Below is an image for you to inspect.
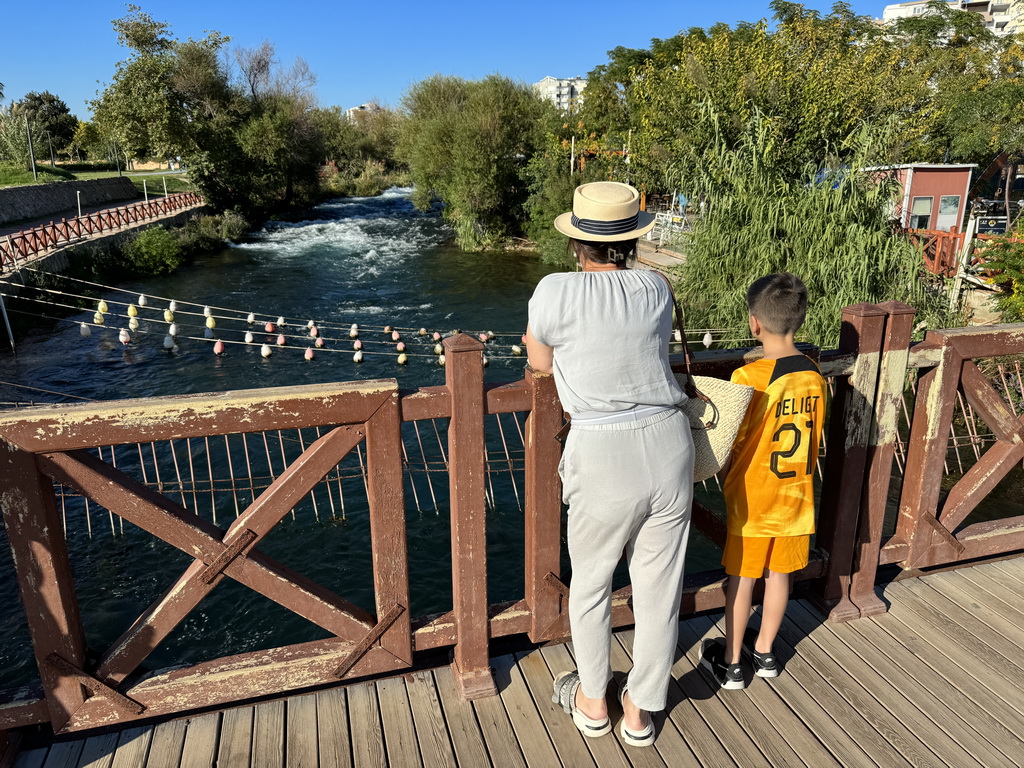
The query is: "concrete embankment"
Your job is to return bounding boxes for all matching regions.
[0,177,140,226]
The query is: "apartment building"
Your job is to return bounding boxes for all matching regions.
[532,76,586,112]
[881,0,1022,34]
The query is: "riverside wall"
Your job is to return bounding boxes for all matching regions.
[0,177,139,226]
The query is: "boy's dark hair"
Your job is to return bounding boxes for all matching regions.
[746,273,808,335]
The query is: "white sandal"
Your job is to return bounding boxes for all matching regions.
[618,679,655,747]
[551,671,612,738]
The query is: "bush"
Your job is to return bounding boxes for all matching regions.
[60,162,118,173]
[980,235,1024,320]
[123,227,184,274]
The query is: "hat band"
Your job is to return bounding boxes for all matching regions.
[571,212,640,236]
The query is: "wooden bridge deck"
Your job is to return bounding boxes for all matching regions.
[11,556,1024,768]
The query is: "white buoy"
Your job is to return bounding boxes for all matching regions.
[169,300,178,312]
[277,316,286,326]
[674,329,682,342]
[438,354,446,367]
[349,323,359,338]
[396,342,406,352]
[93,312,105,325]
[128,317,139,331]
[384,325,392,334]
[703,331,713,349]
[204,328,214,339]
[118,329,130,345]
[276,334,286,346]
[418,328,427,336]
[206,316,216,329]
[245,330,254,343]
[247,312,256,324]
[353,350,364,363]
[434,344,443,355]
[398,353,408,365]
[511,344,522,356]
[168,323,179,337]
[127,304,138,317]
[214,340,225,355]
[307,319,315,328]
[79,322,91,338]
[163,335,175,349]
[138,295,148,307]
[487,331,495,340]
[203,305,212,317]
[164,309,174,323]
[261,344,273,358]
[304,347,315,361]
[353,340,363,350]
[482,355,490,367]
[97,300,108,314]
[315,337,325,348]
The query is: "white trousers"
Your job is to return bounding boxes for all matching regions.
[560,408,694,711]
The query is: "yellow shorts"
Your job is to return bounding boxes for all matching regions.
[723,534,810,578]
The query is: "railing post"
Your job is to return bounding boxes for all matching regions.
[0,442,86,731]
[364,389,413,666]
[524,367,564,642]
[810,303,887,621]
[444,333,497,699]
[848,302,915,617]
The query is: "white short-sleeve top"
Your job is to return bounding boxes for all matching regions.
[528,270,686,416]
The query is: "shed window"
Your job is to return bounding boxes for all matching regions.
[909,197,933,229]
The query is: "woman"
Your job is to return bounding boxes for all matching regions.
[526,181,694,747]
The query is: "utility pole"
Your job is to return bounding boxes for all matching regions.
[25,116,37,181]
[570,136,575,176]
[46,130,55,166]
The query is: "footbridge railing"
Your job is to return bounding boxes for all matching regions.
[1,309,1024,738]
[0,192,205,270]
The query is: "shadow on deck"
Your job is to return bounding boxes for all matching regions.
[11,556,1024,768]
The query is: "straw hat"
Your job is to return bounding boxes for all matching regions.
[554,181,656,242]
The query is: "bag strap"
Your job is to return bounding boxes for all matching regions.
[653,271,695,376]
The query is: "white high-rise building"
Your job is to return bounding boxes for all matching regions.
[881,0,1021,35]
[533,76,586,112]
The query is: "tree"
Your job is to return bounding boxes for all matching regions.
[21,91,78,158]
[399,75,553,250]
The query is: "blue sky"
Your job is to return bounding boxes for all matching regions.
[2,1,882,119]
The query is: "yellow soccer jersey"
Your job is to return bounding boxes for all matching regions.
[722,355,827,537]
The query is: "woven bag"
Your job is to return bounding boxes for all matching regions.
[655,273,754,483]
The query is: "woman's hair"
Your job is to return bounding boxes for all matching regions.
[569,237,638,267]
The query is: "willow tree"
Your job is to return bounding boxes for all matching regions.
[398,75,553,251]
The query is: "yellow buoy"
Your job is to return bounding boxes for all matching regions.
[93,312,105,325]
[127,304,138,317]
[164,310,174,323]
[398,353,408,365]
[206,316,216,329]
[97,300,108,314]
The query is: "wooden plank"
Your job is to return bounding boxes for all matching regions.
[490,653,559,768]
[433,666,496,768]
[771,606,935,766]
[0,379,395,451]
[315,688,352,768]
[12,748,47,768]
[537,643,631,768]
[985,557,1024,589]
[674,621,805,768]
[346,682,385,768]
[75,732,119,768]
[404,671,457,768]
[109,726,153,768]
[251,700,284,768]
[375,677,421,767]
[677,620,837,768]
[874,598,1024,729]
[217,706,255,768]
[39,741,83,768]
[285,694,318,768]
[178,713,220,768]
[931,568,1024,631]
[143,719,188,768]
[785,601,982,768]
[511,649,597,768]
[694,613,876,767]
[886,579,1024,686]
[841,601,1024,766]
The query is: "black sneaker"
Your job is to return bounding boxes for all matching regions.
[699,638,746,690]
[743,627,779,678]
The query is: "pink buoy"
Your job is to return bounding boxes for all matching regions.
[310,326,319,338]
[521,334,527,344]
[384,325,392,334]
[432,331,441,341]
[265,322,276,333]
[213,340,225,355]
[276,334,286,346]
[478,333,488,343]
[391,330,401,341]
[396,341,406,352]
[304,348,315,361]
[353,339,363,350]
[315,337,325,348]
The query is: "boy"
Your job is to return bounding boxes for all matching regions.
[699,273,827,689]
